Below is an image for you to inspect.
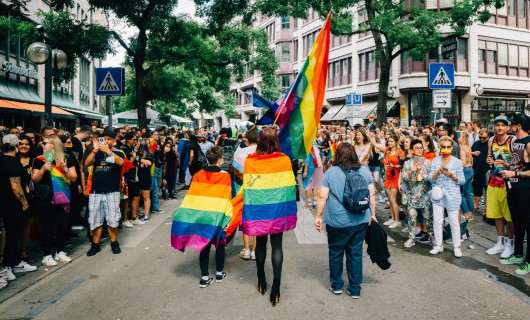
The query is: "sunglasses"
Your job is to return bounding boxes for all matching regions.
[479,136,488,140]
[42,141,50,146]
[440,145,452,149]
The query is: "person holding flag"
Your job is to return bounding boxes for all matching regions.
[302,140,324,208]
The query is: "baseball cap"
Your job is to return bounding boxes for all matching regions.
[124,132,136,141]
[494,115,510,125]
[508,113,528,126]
[2,134,21,147]
[102,128,115,138]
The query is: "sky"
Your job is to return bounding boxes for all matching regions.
[102,0,197,67]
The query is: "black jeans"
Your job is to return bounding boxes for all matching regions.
[0,205,24,267]
[255,233,283,281]
[37,200,68,256]
[507,188,530,262]
[199,243,225,277]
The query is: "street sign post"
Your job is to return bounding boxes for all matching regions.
[429,63,454,90]
[432,90,452,109]
[345,93,363,125]
[96,67,125,129]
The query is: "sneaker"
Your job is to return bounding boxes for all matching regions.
[378,194,385,203]
[515,261,530,275]
[87,243,101,256]
[42,254,58,266]
[199,277,213,288]
[383,219,393,226]
[55,251,72,263]
[132,218,145,225]
[500,255,525,265]
[111,241,121,254]
[123,220,134,228]
[152,209,165,213]
[401,226,409,233]
[429,245,444,255]
[404,239,415,248]
[454,247,462,258]
[486,241,505,255]
[250,250,256,260]
[239,249,250,260]
[329,286,343,295]
[71,225,84,231]
[417,234,431,244]
[215,271,227,283]
[144,216,150,222]
[13,260,38,273]
[5,268,16,281]
[346,290,360,299]
[388,221,401,229]
[500,240,514,259]
[479,199,485,206]
[415,231,426,239]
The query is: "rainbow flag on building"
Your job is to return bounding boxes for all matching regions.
[171,170,233,252]
[240,152,297,236]
[36,155,71,213]
[275,13,331,159]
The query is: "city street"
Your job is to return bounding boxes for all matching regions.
[1,193,529,320]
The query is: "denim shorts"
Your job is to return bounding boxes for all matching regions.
[368,166,380,172]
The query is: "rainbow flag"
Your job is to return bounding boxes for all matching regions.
[36,155,71,213]
[241,152,297,236]
[330,141,337,161]
[275,13,331,159]
[171,169,233,252]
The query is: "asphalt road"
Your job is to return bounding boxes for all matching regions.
[1,193,529,320]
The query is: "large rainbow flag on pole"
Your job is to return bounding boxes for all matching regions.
[171,169,233,252]
[275,13,331,159]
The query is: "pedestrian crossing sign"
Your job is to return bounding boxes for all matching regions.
[429,63,454,89]
[96,67,125,96]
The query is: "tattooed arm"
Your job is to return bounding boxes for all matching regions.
[10,176,29,212]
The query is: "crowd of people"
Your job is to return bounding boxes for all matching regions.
[1,114,529,303]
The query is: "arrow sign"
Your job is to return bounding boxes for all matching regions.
[432,90,451,109]
[436,100,447,106]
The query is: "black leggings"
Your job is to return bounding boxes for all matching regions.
[37,200,68,256]
[199,243,225,277]
[255,233,283,281]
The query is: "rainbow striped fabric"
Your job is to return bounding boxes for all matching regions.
[171,169,233,252]
[276,14,331,159]
[36,155,71,213]
[241,152,297,236]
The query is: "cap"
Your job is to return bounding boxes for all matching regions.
[2,134,21,147]
[494,115,510,125]
[508,113,528,126]
[102,128,115,138]
[124,132,136,141]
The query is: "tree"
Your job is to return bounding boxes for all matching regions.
[89,0,279,129]
[253,0,504,127]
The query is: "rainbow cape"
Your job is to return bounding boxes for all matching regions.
[171,169,233,252]
[36,155,71,213]
[241,152,297,236]
[274,14,331,159]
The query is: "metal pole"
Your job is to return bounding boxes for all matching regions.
[107,95,113,129]
[438,43,443,120]
[44,44,52,127]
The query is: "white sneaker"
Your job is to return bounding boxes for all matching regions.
[388,221,401,229]
[13,260,38,273]
[123,220,134,228]
[500,240,514,259]
[5,267,16,281]
[239,249,250,260]
[250,250,256,260]
[430,245,444,255]
[383,219,393,226]
[132,218,145,225]
[404,239,415,248]
[486,241,505,255]
[42,255,58,267]
[454,247,462,258]
[55,251,72,263]
[401,226,409,233]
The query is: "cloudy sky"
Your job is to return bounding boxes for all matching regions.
[103,0,197,67]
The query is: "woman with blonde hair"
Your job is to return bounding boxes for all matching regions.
[459,131,474,220]
[32,135,77,266]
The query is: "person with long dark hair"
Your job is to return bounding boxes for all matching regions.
[240,127,297,307]
[17,135,36,262]
[314,143,376,298]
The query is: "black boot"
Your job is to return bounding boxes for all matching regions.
[111,241,121,254]
[270,278,281,307]
[87,243,101,256]
[257,272,267,295]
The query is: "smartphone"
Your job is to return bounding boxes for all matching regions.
[98,137,105,144]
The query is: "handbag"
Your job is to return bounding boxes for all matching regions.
[34,183,52,201]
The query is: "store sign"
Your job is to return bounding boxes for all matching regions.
[2,61,38,79]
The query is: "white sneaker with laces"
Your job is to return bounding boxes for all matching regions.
[5,267,16,281]
[132,218,145,225]
[13,261,38,273]
[388,221,401,229]
[486,240,505,255]
[404,239,415,248]
[454,247,462,258]
[429,245,444,255]
[500,240,514,259]
[383,219,393,226]
[250,250,256,260]
[123,220,134,228]
[42,255,58,267]
[55,251,72,263]
[239,249,250,260]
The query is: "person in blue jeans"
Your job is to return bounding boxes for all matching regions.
[459,132,474,220]
[314,143,376,299]
[150,141,165,213]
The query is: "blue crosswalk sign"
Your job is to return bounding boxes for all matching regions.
[429,63,454,89]
[96,68,125,96]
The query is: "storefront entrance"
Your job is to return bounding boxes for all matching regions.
[471,97,527,131]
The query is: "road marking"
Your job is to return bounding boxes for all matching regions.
[24,278,85,318]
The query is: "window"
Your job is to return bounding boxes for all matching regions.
[509,44,518,66]
[498,43,508,66]
[457,38,467,59]
[281,74,290,88]
[367,51,375,70]
[293,40,298,62]
[508,0,516,15]
[520,46,529,67]
[518,0,527,17]
[265,23,275,43]
[281,42,290,62]
[281,16,290,29]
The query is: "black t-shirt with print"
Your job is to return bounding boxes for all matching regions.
[0,155,24,208]
[91,149,124,193]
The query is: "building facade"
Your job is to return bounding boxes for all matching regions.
[0,0,107,131]
[230,3,530,129]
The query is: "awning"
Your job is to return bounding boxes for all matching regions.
[59,107,104,120]
[332,105,349,121]
[320,105,342,121]
[363,99,397,119]
[0,99,76,119]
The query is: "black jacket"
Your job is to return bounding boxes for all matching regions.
[365,222,391,270]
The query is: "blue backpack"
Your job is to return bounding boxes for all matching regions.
[339,166,370,214]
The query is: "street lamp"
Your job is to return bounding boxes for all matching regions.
[27,28,67,127]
